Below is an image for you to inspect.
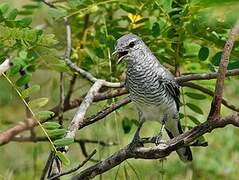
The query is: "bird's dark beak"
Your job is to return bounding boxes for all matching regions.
[112,50,128,64]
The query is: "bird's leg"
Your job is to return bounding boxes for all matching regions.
[152,115,167,146]
[155,123,165,145]
[130,111,145,146]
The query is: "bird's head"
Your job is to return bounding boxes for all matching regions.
[113,34,147,64]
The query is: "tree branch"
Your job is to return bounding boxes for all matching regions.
[181,82,239,112]
[73,114,239,179]
[12,136,116,146]
[0,88,127,145]
[49,150,96,180]
[208,20,239,119]
[79,97,131,129]
[176,69,239,83]
[65,80,105,139]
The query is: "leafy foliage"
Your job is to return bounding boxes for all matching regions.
[1,0,239,179]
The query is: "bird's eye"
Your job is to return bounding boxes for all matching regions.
[129,41,135,48]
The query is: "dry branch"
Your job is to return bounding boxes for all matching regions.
[208,20,239,119]
[73,115,239,179]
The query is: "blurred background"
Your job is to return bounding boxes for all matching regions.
[0,0,239,179]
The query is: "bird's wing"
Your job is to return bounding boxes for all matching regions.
[161,79,180,111]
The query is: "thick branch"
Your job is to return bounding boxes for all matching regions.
[65,80,105,139]
[73,114,239,179]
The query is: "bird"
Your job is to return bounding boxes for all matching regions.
[113,33,192,162]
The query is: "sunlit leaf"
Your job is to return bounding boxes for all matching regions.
[56,151,70,166]
[42,122,61,130]
[46,129,65,138]
[22,84,40,98]
[6,8,18,20]
[16,74,31,87]
[28,97,48,108]
[54,138,74,147]
[36,111,55,120]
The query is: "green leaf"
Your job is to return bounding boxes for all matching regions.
[188,115,201,125]
[198,46,209,61]
[54,138,74,147]
[186,103,203,114]
[46,129,66,138]
[211,51,222,66]
[9,63,21,76]
[19,17,32,27]
[185,92,207,100]
[6,8,18,20]
[179,113,184,119]
[28,97,49,108]
[16,74,31,87]
[56,151,70,166]
[21,85,40,98]
[122,117,132,134]
[36,111,55,120]
[152,22,160,37]
[0,3,10,14]
[42,122,61,130]
[19,50,28,59]
[120,4,136,14]
[227,61,239,70]
[48,8,67,20]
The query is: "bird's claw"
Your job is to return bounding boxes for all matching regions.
[150,134,166,146]
[129,135,144,148]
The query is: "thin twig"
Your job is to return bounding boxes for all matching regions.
[42,0,56,8]
[49,150,97,180]
[181,82,239,112]
[12,136,117,146]
[65,73,77,103]
[40,151,55,180]
[79,97,131,129]
[58,72,64,125]
[176,69,239,83]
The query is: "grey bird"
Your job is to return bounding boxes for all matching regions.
[114,34,192,162]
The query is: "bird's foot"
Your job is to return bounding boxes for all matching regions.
[150,135,166,146]
[129,134,144,148]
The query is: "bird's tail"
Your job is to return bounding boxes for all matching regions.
[165,122,192,162]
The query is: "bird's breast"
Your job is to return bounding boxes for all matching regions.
[126,62,176,116]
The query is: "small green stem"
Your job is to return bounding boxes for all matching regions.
[3,73,57,152]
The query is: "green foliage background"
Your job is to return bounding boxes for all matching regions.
[0,0,239,179]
